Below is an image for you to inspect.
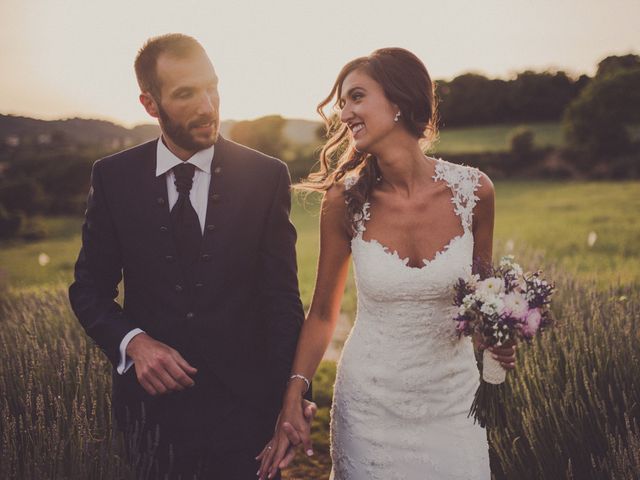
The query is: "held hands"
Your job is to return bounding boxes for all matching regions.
[126,333,198,395]
[256,399,318,480]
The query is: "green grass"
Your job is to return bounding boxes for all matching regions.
[494,181,640,286]
[1,180,637,295]
[0,217,81,289]
[291,193,358,316]
[290,181,640,313]
[433,122,563,154]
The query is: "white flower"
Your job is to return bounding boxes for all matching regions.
[469,274,481,288]
[499,255,515,266]
[510,263,523,277]
[38,253,50,266]
[476,277,504,300]
[480,296,504,316]
[458,304,468,316]
[502,292,529,319]
[462,294,476,308]
[587,231,597,247]
[480,302,495,316]
[500,255,523,276]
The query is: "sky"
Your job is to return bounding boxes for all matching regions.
[1,0,638,127]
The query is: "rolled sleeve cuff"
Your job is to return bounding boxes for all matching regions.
[117,328,145,374]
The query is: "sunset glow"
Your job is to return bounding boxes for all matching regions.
[1,0,638,126]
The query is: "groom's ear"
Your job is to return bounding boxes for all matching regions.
[140,92,159,119]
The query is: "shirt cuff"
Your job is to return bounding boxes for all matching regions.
[117,328,145,375]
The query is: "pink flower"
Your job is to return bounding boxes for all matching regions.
[522,308,542,337]
[456,320,469,332]
[502,292,529,319]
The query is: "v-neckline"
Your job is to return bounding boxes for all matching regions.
[354,230,469,271]
[354,159,468,270]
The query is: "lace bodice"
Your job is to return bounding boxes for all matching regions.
[330,159,490,480]
[347,158,481,235]
[345,159,481,341]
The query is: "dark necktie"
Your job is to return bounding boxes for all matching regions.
[170,163,202,267]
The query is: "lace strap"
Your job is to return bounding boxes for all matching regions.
[432,160,481,231]
[343,175,370,236]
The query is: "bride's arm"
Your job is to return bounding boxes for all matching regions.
[472,171,495,278]
[257,185,352,479]
[285,185,352,394]
[472,172,516,370]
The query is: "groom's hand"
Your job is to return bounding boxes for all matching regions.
[126,333,198,395]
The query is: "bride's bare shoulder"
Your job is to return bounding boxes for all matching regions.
[321,180,353,238]
[475,170,495,203]
[472,170,495,231]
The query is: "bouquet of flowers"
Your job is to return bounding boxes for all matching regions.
[453,255,554,428]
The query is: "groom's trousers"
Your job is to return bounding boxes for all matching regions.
[113,362,278,480]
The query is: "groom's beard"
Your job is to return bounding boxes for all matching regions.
[157,104,218,152]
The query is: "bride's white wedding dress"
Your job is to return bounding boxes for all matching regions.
[330,159,490,479]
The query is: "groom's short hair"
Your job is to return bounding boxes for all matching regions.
[135,33,206,101]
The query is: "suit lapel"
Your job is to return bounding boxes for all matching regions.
[198,136,239,290]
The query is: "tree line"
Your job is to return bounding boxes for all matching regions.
[232,54,640,182]
[1,54,639,239]
[437,70,588,127]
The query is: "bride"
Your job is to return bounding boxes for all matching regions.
[257,48,516,480]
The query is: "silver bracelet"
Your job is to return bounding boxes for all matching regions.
[289,374,310,394]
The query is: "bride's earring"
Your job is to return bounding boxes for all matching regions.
[394,111,401,122]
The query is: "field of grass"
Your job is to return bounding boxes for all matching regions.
[1,180,637,293]
[433,121,563,154]
[1,180,639,479]
[0,217,80,289]
[493,181,640,286]
[1,254,638,479]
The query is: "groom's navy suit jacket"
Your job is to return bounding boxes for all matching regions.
[69,136,304,430]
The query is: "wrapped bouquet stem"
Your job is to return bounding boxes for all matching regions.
[453,255,555,429]
[482,348,507,385]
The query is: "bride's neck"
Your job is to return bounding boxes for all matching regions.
[375,142,434,197]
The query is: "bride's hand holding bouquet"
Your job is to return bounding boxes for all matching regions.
[453,255,555,427]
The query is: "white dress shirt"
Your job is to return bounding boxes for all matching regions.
[117,138,215,374]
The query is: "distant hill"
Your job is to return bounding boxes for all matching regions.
[221,117,322,144]
[0,114,160,149]
[0,114,322,149]
[218,118,322,145]
[284,118,322,144]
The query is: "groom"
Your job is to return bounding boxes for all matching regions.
[69,34,312,479]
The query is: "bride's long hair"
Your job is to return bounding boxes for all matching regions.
[297,48,439,233]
